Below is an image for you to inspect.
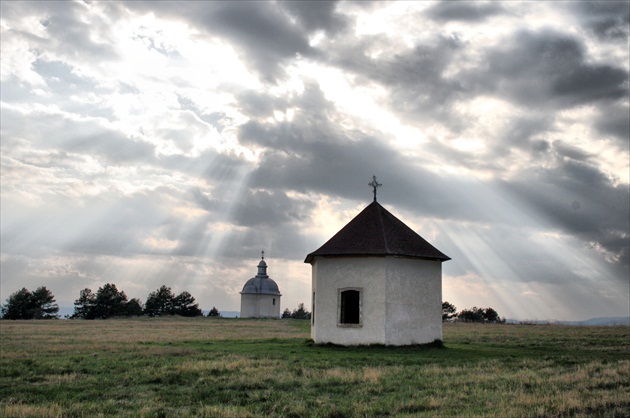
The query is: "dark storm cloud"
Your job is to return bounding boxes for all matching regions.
[228,87,630,287]
[475,29,627,107]
[246,136,400,200]
[552,140,595,163]
[278,0,347,34]
[329,24,626,137]
[219,220,311,261]
[234,90,289,119]
[594,103,630,145]
[2,1,119,63]
[237,87,512,226]
[121,1,318,82]
[424,1,506,22]
[189,186,314,261]
[570,1,630,41]
[503,154,630,270]
[234,73,629,278]
[500,113,554,152]
[329,34,467,128]
[236,82,346,152]
[235,84,392,198]
[228,190,313,227]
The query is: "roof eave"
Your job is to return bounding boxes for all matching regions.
[304,253,450,264]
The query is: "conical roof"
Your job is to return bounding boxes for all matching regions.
[304,201,450,264]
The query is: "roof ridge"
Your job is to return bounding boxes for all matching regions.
[376,202,391,253]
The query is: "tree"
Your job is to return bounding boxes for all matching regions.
[458,307,485,322]
[1,287,59,320]
[207,307,221,317]
[71,284,130,319]
[30,286,59,319]
[173,291,202,317]
[72,288,97,319]
[483,307,500,323]
[442,301,457,321]
[145,286,203,317]
[2,288,33,319]
[281,308,292,319]
[124,298,144,317]
[291,303,310,319]
[458,306,502,323]
[92,283,128,319]
[144,285,176,317]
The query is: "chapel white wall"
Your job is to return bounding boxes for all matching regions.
[384,257,442,345]
[311,256,442,345]
[240,294,281,318]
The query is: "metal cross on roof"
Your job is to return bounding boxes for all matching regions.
[261,249,265,260]
[369,175,382,202]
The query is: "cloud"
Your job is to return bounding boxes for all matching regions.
[502,159,630,270]
[121,1,319,82]
[424,1,506,22]
[279,1,348,34]
[471,29,628,107]
[594,102,630,145]
[570,1,630,41]
[328,33,467,128]
[228,189,313,228]
[1,1,120,70]
[1,1,627,320]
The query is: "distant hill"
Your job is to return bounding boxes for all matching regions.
[507,316,630,326]
[561,316,630,326]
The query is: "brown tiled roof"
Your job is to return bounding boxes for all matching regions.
[304,201,450,264]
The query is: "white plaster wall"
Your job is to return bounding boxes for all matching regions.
[311,256,442,345]
[240,294,281,318]
[311,257,387,345]
[384,257,442,345]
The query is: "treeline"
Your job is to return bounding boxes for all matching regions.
[72,284,205,319]
[1,287,59,320]
[281,302,310,319]
[442,301,505,323]
[1,285,221,320]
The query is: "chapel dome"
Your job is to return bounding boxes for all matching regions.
[240,256,281,296]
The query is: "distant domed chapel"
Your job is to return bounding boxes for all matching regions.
[240,252,282,318]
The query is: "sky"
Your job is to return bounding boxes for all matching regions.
[1,1,628,321]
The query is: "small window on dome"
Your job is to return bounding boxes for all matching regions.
[338,288,362,327]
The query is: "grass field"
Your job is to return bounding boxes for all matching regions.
[0,318,628,417]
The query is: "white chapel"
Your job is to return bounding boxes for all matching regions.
[304,176,450,346]
[240,252,282,318]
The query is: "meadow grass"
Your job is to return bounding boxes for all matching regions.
[0,318,628,417]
